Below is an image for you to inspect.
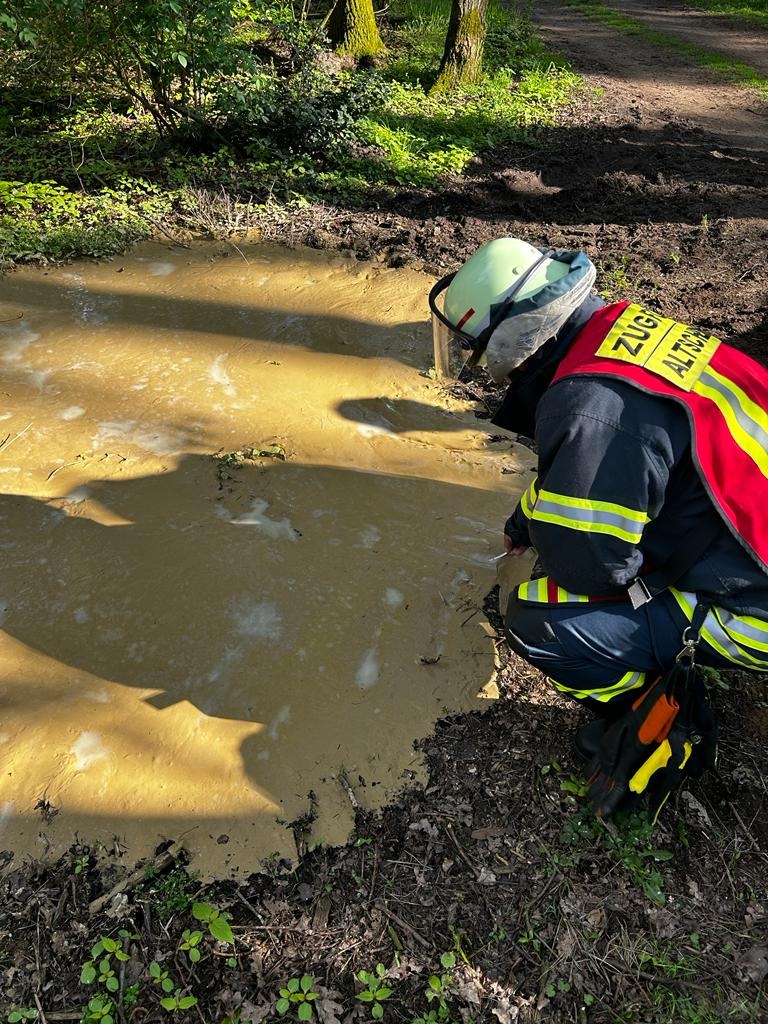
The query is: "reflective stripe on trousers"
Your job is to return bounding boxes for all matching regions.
[506,585,768,707]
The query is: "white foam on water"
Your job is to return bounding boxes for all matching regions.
[268,704,291,740]
[0,322,51,389]
[358,525,381,549]
[93,420,188,456]
[83,689,111,704]
[356,648,380,690]
[228,499,297,541]
[60,406,85,421]
[64,486,90,504]
[0,322,39,362]
[356,423,394,439]
[232,598,283,641]
[209,354,236,397]
[383,587,404,608]
[0,413,12,422]
[71,731,109,770]
[147,261,176,276]
[0,801,13,835]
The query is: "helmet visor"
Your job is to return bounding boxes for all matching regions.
[428,249,555,379]
[430,274,475,378]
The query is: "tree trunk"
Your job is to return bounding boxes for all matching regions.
[326,0,385,57]
[432,0,488,93]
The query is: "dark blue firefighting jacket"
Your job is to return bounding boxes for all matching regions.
[492,296,768,618]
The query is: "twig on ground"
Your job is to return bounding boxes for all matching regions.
[0,422,33,454]
[374,902,432,949]
[33,993,48,1024]
[730,804,767,858]
[88,841,185,915]
[338,771,359,809]
[445,824,482,881]
[143,213,191,248]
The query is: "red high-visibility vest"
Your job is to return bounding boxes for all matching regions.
[552,301,768,572]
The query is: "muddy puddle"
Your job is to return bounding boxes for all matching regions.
[0,240,535,878]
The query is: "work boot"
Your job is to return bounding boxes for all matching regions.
[572,717,608,764]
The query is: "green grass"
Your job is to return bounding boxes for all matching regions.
[0,0,580,265]
[682,0,768,27]
[565,0,768,98]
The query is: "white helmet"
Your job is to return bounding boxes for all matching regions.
[429,238,596,381]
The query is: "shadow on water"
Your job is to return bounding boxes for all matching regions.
[0,265,430,369]
[0,452,520,818]
[335,397,478,434]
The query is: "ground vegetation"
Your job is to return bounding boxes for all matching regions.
[0,0,576,267]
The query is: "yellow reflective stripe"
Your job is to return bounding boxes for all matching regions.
[532,488,650,545]
[671,590,767,668]
[517,577,590,604]
[550,669,646,703]
[692,366,768,478]
[518,577,547,602]
[520,478,539,520]
[531,509,644,545]
[536,489,649,523]
[716,609,768,653]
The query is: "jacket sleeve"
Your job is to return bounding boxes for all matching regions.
[528,402,671,596]
[504,478,538,547]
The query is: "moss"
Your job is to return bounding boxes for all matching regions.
[432,0,488,93]
[327,0,386,58]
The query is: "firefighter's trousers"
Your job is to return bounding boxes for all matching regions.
[504,588,768,716]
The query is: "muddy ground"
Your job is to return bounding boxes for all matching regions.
[2,2,768,1022]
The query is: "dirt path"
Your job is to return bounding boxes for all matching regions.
[533,0,768,152]
[609,0,768,76]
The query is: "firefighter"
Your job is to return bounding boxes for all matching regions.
[429,237,768,816]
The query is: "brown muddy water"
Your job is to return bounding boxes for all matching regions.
[0,241,535,878]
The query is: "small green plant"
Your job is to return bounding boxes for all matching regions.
[140,864,199,916]
[517,925,542,953]
[7,1010,38,1023]
[544,978,571,998]
[179,929,204,963]
[560,773,589,797]
[421,952,456,1019]
[160,992,199,1013]
[73,853,90,875]
[640,942,695,979]
[356,963,394,1019]
[123,985,140,1012]
[81,996,114,1024]
[80,938,131,992]
[149,961,176,993]
[192,901,235,943]
[599,255,632,299]
[561,809,673,904]
[276,976,319,1020]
